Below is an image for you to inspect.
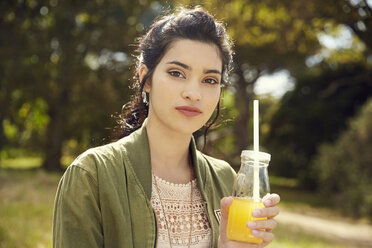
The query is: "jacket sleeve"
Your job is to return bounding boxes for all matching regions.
[53,165,103,248]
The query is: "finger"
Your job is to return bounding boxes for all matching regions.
[252,206,280,218]
[251,230,274,244]
[247,219,277,230]
[219,197,233,242]
[220,196,233,219]
[263,193,280,207]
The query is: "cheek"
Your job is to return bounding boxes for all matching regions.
[157,71,180,89]
[150,74,173,97]
[205,87,221,109]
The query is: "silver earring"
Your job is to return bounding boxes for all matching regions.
[142,91,148,104]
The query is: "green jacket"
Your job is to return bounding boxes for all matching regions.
[53,121,236,248]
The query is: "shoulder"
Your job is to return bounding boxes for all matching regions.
[67,140,125,181]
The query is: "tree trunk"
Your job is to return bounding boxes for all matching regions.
[234,96,252,153]
[0,84,11,156]
[0,114,6,154]
[233,59,259,155]
[42,111,65,171]
[42,56,72,171]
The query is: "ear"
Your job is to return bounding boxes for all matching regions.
[138,65,151,93]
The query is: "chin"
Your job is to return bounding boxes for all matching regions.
[173,119,205,135]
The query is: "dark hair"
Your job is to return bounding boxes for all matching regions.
[113,6,233,145]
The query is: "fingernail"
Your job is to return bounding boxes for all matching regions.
[252,209,261,217]
[247,221,256,228]
[252,230,260,237]
[264,199,272,205]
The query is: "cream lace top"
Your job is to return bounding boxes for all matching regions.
[151,174,212,248]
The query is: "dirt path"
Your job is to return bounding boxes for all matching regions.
[276,210,372,247]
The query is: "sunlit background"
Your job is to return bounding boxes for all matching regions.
[1,0,372,247]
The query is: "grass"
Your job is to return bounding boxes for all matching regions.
[270,176,371,224]
[0,157,43,169]
[0,169,61,248]
[271,224,347,248]
[0,156,74,170]
[0,159,365,248]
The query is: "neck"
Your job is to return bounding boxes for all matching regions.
[146,116,194,184]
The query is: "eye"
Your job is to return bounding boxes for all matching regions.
[168,70,185,79]
[203,77,219,85]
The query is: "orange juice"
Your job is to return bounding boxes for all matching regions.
[226,197,266,244]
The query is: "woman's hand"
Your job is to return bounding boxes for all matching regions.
[218,194,280,248]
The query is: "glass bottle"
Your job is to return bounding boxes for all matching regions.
[226,150,271,244]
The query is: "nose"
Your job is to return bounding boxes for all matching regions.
[181,86,201,101]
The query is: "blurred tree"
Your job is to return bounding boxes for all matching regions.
[266,63,372,188]
[218,1,322,156]
[242,0,372,51]
[312,98,372,218]
[0,0,30,154]
[0,0,162,170]
[203,91,279,168]
[2,0,372,173]
[251,0,372,187]
[289,0,371,51]
[213,0,372,164]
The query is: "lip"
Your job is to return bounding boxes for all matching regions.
[175,106,202,117]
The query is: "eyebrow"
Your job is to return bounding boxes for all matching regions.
[166,60,221,75]
[166,61,190,70]
[204,69,222,75]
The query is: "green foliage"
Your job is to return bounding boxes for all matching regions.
[312,98,372,218]
[0,0,162,169]
[4,98,49,147]
[247,0,372,53]
[200,89,238,162]
[3,120,17,142]
[1,0,371,174]
[266,64,372,188]
[203,90,279,166]
[0,157,42,169]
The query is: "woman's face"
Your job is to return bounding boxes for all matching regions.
[143,39,222,135]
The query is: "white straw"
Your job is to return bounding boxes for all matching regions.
[253,100,259,152]
[253,100,260,202]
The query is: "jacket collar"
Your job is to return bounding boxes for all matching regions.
[122,119,207,200]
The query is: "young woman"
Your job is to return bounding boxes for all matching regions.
[53,6,280,248]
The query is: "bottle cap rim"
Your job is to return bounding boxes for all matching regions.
[241,150,271,161]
